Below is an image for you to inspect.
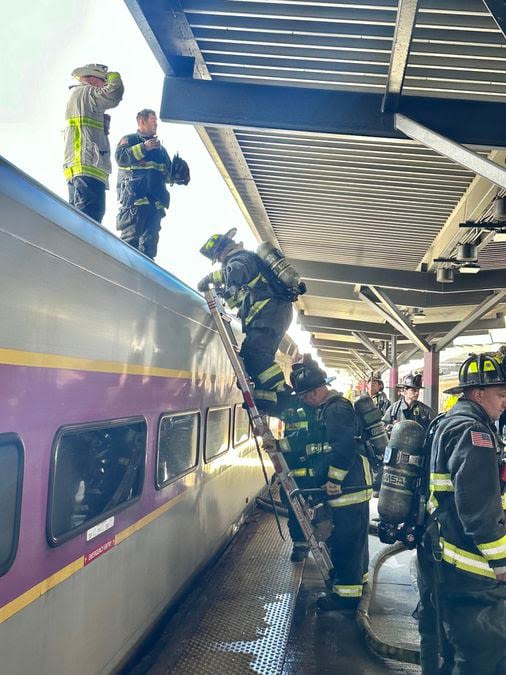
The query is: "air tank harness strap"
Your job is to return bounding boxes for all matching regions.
[384,447,423,467]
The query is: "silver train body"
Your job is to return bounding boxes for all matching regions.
[0,157,292,673]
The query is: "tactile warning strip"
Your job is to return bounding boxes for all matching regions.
[169,513,303,675]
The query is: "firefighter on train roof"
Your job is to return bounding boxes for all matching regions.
[198,228,304,413]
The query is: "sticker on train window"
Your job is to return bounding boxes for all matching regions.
[86,516,114,541]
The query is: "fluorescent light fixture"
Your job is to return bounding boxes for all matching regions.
[493,231,506,242]
[454,333,492,346]
[459,263,480,274]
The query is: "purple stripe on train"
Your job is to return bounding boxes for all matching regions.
[0,363,239,607]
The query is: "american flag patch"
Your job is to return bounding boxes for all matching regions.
[470,431,494,448]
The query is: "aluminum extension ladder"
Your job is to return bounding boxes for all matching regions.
[203,288,333,587]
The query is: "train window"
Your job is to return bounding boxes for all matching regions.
[0,434,23,576]
[205,407,230,461]
[156,411,200,488]
[48,418,146,545]
[233,405,251,447]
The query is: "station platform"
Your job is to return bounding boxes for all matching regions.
[123,504,421,674]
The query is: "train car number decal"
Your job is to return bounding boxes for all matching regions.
[84,538,116,566]
[86,516,115,541]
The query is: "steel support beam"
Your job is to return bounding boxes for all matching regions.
[291,259,505,293]
[395,114,506,189]
[352,332,392,369]
[368,286,431,352]
[382,0,419,114]
[483,1,506,39]
[435,290,506,352]
[161,77,506,148]
[299,313,400,337]
[390,335,399,403]
[423,349,440,412]
[304,280,492,308]
[351,349,373,373]
[358,289,414,341]
[311,338,370,353]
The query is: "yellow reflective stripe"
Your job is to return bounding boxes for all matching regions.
[64,164,108,182]
[211,270,223,284]
[430,473,454,491]
[285,422,308,431]
[333,584,363,597]
[245,298,270,325]
[278,438,291,452]
[328,466,348,482]
[502,493,506,509]
[427,493,439,514]
[477,534,506,561]
[131,143,145,160]
[362,572,369,583]
[133,198,150,206]
[248,273,262,288]
[257,363,283,384]
[328,488,373,507]
[254,390,277,402]
[107,72,121,81]
[67,116,104,130]
[292,468,308,477]
[440,538,495,578]
[361,454,372,486]
[120,162,167,172]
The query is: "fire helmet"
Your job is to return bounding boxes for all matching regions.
[72,64,108,81]
[367,370,383,384]
[290,355,328,395]
[444,352,506,394]
[397,373,423,390]
[199,228,237,262]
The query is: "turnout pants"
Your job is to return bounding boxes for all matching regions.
[417,535,506,675]
[327,501,369,601]
[239,303,292,394]
[68,176,106,223]
[117,202,165,259]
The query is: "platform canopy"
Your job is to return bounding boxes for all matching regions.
[126,0,506,378]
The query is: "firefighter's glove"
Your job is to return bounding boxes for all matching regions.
[197,275,212,292]
[321,481,342,497]
[170,154,190,185]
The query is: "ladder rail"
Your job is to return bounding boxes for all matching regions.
[203,288,333,586]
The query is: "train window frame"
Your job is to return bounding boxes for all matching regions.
[204,406,231,463]
[46,416,147,547]
[0,433,24,577]
[155,409,200,489]
[233,404,251,448]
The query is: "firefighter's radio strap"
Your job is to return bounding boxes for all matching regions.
[203,287,333,587]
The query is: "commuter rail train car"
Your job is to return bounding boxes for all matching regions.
[0,157,290,674]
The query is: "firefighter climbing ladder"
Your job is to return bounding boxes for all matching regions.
[203,288,333,587]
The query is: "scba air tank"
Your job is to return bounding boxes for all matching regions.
[378,420,426,525]
[354,396,388,460]
[256,241,306,299]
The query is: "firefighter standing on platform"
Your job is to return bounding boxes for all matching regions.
[115,109,190,259]
[383,373,435,431]
[366,371,391,416]
[288,356,372,611]
[198,228,293,411]
[418,352,506,674]
[64,64,124,223]
[277,401,316,562]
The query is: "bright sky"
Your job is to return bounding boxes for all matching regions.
[0,0,343,380]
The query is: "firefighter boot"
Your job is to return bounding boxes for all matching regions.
[290,543,309,562]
